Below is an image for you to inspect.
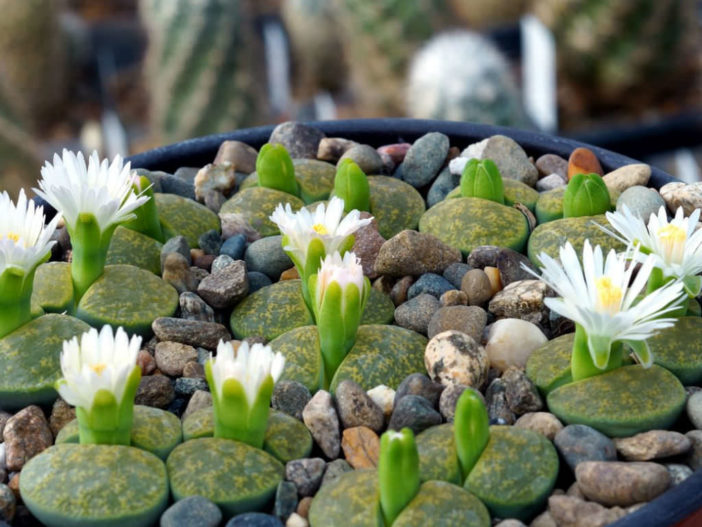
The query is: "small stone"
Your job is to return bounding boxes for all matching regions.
[162,253,198,294]
[152,317,231,349]
[483,266,502,295]
[394,373,444,407]
[155,341,198,377]
[48,398,76,437]
[220,234,247,260]
[338,145,384,175]
[320,459,353,487]
[366,385,395,419]
[616,186,665,220]
[175,377,208,396]
[286,513,308,527]
[460,269,493,305]
[495,520,526,527]
[182,361,205,379]
[195,163,236,201]
[352,212,385,279]
[567,147,603,180]
[660,181,702,216]
[210,254,234,274]
[334,380,384,433]
[460,135,538,187]
[214,140,258,173]
[466,245,501,269]
[439,289,468,307]
[566,481,585,499]
[273,380,312,421]
[536,154,568,179]
[3,406,53,471]
[296,497,312,519]
[485,378,515,425]
[399,132,449,188]
[424,330,489,389]
[554,425,617,472]
[274,481,298,522]
[245,235,293,281]
[575,461,671,507]
[548,495,626,527]
[496,248,538,287]
[285,457,326,497]
[502,367,543,415]
[0,484,14,523]
[161,495,222,527]
[407,273,455,300]
[341,426,380,469]
[393,293,440,335]
[179,292,216,322]
[377,143,411,165]
[197,259,248,309]
[427,167,460,207]
[182,390,213,420]
[666,463,693,486]
[219,212,261,242]
[191,251,215,271]
[226,513,283,527]
[249,271,273,294]
[389,276,414,306]
[685,430,702,470]
[686,390,702,429]
[270,122,325,159]
[485,318,548,372]
[614,430,691,461]
[488,280,552,327]
[388,395,442,435]
[317,137,357,162]
[514,412,563,441]
[135,375,175,409]
[137,349,156,376]
[530,510,557,527]
[203,189,227,213]
[442,262,473,289]
[302,391,340,459]
[440,385,485,422]
[0,413,10,439]
[603,164,651,193]
[374,230,461,277]
[536,173,567,192]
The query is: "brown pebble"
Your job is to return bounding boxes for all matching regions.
[535,153,568,179]
[377,143,411,165]
[567,147,603,180]
[280,267,300,281]
[461,269,493,306]
[3,406,53,471]
[317,137,357,162]
[192,253,215,271]
[182,361,205,379]
[341,426,380,469]
[213,140,258,173]
[137,349,156,376]
[575,461,671,507]
[390,276,414,306]
[7,474,19,501]
[48,398,76,438]
[297,496,313,519]
[439,289,468,307]
[614,430,691,461]
[483,266,502,295]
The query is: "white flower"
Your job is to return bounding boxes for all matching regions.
[602,205,702,284]
[57,325,141,409]
[210,341,285,405]
[316,251,365,307]
[34,150,149,232]
[0,189,60,276]
[527,240,684,368]
[270,196,372,265]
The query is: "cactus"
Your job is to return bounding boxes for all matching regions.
[407,31,525,126]
[139,0,267,143]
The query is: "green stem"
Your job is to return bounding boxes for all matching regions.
[646,266,665,295]
[70,214,115,304]
[0,266,36,338]
[123,177,164,242]
[571,324,623,381]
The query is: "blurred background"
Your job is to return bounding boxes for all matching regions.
[0,0,699,195]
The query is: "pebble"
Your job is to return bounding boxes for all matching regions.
[483,266,501,295]
[137,349,156,376]
[616,186,665,220]
[135,375,175,409]
[48,398,76,437]
[614,430,691,461]
[659,181,702,216]
[536,153,568,179]
[0,484,14,523]
[366,385,395,419]
[485,378,515,425]
[194,163,237,201]
[389,276,415,306]
[191,251,215,271]
[686,390,702,429]
[317,137,357,162]
[393,293,440,335]
[338,144,384,175]
[496,248,538,287]
[685,430,702,470]
[554,425,617,472]
[424,330,489,389]
[3,406,53,471]
[427,305,487,341]
[407,273,455,300]
[460,269,493,306]
[320,459,353,487]
[603,163,651,193]
[575,461,670,507]
[248,271,273,294]
[530,511,557,527]
[535,173,567,192]
[374,230,461,277]
[162,253,199,294]
[197,259,248,309]
[210,254,234,274]
[296,497,312,519]
[427,167,460,206]
[175,377,209,396]
[458,135,538,187]
[160,495,222,527]
[502,367,543,414]
[666,463,693,486]
[159,173,196,200]
[0,413,9,439]
[439,289,468,306]
[214,140,258,173]
[302,391,340,459]
[488,280,551,327]
[440,385,485,422]
[154,341,198,377]
[548,495,626,527]
[495,520,526,527]
[399,132,449,188]
[182,390,213,420]
[245,235,293,281]
[220,234,247,260]
[466,245,501,269]
[273,380,312,421]
[514,412,563,441]
[388,395,442,435]
[152,317,231,349]
[274,481,298,522]
[442,262,473,289]
[394,373,444,407]
[334,380,384,433]
[219,212,261,242]
[341,426,380,469]
[161,235,192,270]
[179,291,216,322]
[567,147,603,180]
[203,189,227,213]
[286,512,308,527]
[485,318,547,371]
[225,513,283,527]
[285,457,326,497]
[351,212,385,279]
[269,121,325,159]
[182,361,205,379]
[377,143,411,166]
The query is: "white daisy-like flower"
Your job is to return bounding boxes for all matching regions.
[269,196,372,265]
[209,340,285,406]
[527,240,684,368]
[57,325,142,410]
[34,149,149,232]
[0,189,60,276]
[315,251,365,308]
[602,205,702,294]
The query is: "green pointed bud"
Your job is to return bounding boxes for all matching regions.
[0,266,38,338]
[379,428,420,527]
[454,389,489,482]
[460,158,504,204]
[562,173,611,218]
[256,143,300,197]
[123,175,164,242]
[334,159,371,213]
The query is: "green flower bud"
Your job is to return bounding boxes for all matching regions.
[454,389,489,482]
[256,143,300,197]
[124,175,164,242]
[379,428,420,527]
[460,158,504,204]
[562,173,611,218]
[334,159,371,213]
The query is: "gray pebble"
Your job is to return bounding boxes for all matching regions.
[245,235,293,280]
[273,480,298,521]
[407,273,455,300]
[197,259,248,309]
[388,394,442,434]
[485,377,515,425]
[440,384,485,422]
[427,167,460,207]
[152,317,231,350]
[442,262,473,289]
[394,373,444,407]
[687,391,702,429]
[467,245,501,269]
[135,375,175,409]
[272,380,312,421]
[161,235,191,271]
[535,154,568,179]
[220,234,247,260]
[686,430,702,470]
[179,292,215,323]
[269,121,325,159]
[338,144,384,174]
[320,459,353,487]
[162,253,198,294]
[248,271,273,294]
[334,380,384,433]
[285,457,326,497]
[211,254,235,274]
[198,229,222,255]
[182,390,213,421]
[665,463,693,486]
[302,390,340,459]
[160,173,196,200]
[616,186,665,221]
[174,377,208,396]
[160,495,221,527]
[555,424,617,472]
[427,305,487,341]
[502,367,543,415]
[393,293,440,335]
[225,513,283,527]
[535,173,567,192]
[400,132,450,188]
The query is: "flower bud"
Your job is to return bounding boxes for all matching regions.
[562,173,611,218]
[454,389,489,482]
[334,159,371,213]
[256,143,300,197]
[460,158,505,204]
[379,428,420,527]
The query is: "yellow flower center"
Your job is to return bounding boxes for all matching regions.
[2,232,20,243]
[595,276,622,315]
[657,223,686,264]
[312,223,329,235]
[90,363,107,376]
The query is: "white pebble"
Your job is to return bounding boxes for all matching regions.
[485,318,547,371]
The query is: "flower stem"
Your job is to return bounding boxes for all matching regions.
[0,267,36,338]
[646,266,665,295]
[571,324,623,381]
[70,213,115,304]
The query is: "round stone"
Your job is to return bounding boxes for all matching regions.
[425,330,489,389]
[616,186,665,220]
[244,235,292,280]
[485,319,548,372]
[160,496,222,527]
[575,461,669,507]
[394,294,441,335]
[554,424,617,471]
[400,132,450,188]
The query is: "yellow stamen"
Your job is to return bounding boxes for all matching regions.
[595,276,622,315]
[90,363,107,376]
[2,233,20,243]
[312,223,328,235]
[657,223,686,264]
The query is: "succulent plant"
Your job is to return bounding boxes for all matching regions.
[460,159,505,204]
[562,173,611,218]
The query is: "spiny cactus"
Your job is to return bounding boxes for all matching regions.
[407,31,525,126]
[139,0,267,143]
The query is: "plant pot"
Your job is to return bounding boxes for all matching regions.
[127,118,700,527]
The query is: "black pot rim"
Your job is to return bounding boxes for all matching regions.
[128,119,697,527]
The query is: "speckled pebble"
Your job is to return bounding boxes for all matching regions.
[174,377,208,396]
[160,495,222,527]
[374,230,461,277]
[273,380,312,421]
[269,122,325,159]
[603,164,651,193]
[427,305,487,341]
[424,330,489,389]
[407,273,455,300]
[196,259,248,309]
[274,480,298,521]
[460,269,493,305]
[439,384,485,422]
[179,292,215,322]
[154,341,198,377]
[152,317,231,350]
[614,430,691,461]
[485,377,515,425]
[162,253,198,294]
[3,406,53,471]
[502,366,543,415]
[334,380,384,433]
[388,394,442,435]
[393,293,440,335]
[48,398,75,438]
[210,254,234,274]
[496,247,539,287]
[220,234,247,260]
[616,186,665,220]
[135,375,175,409]
[555,425,617,472]
[488,280,552,327]
[514,412,563,441]
[394,373,444,407]
[466,245,501,269]
[338,144,384,175]
[285,457,326,497]
[536,154,568,179]
[547,495,626,527]
[399,132,449,188]
[245,235,293,281]
[575,461,670,507]
[439,289,468,306]
[302,391,340,459]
